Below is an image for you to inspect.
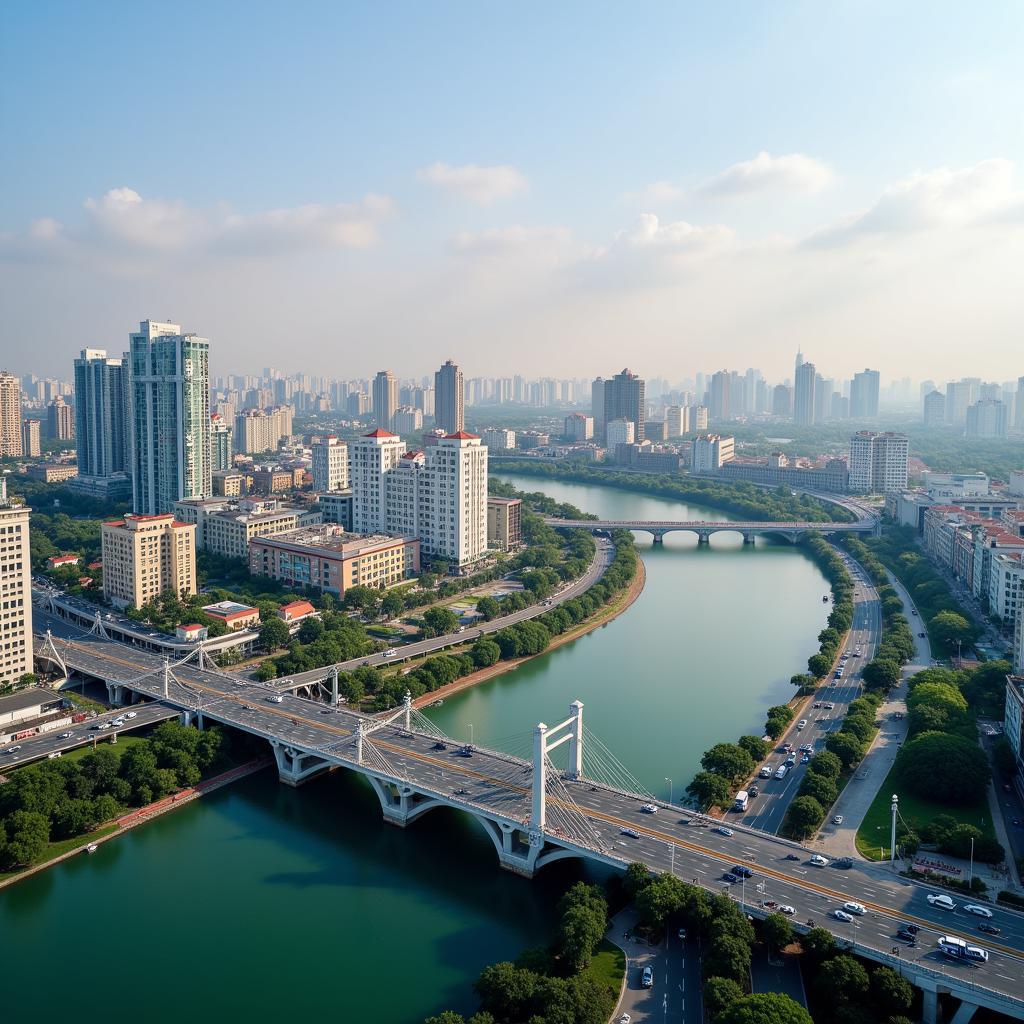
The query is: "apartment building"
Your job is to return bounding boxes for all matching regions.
[487,496,523,551]
[101,513,197,610]
[0,371,23,457]
[691,434,735,474]
[21,419,41,457]
[311,435,349,492]
[0,486,33,686]
[849,431,909,493]
[234,406,294,454]
[174,497,322,559]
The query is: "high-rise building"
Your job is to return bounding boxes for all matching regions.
[772,384,793,418]
[21,419,41,457]
[0,371,23,457]
[591,378,606,441]
[923,390,946,427]
[709,371,730,421]
[1015,376,1024,433]
[606,418,635,447]
[393,407,424,434]
[794,362,816,425]
[849,431,909,493]
[128,320,212,514]
[665,405,690,437]
[944,380,973,425]
[850,369,880,419]
[966,399,1009,439]
[693,406,709,431]
[372,370,398,430]
[481,428,516,451]
[563,413,594,442]
[434,360,464,434]
[233,406,294,454]
[101,513,197,610]
[312,435,349,492]
[210,413,233,471]
[814,375,832,424]
[46,395,75,441]
[0,485,33,685]
[602,368,646,442]
[350,428,488,566]
[74,349,128,476]
[691,434,735,473]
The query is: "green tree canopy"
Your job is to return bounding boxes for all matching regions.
[896,731,990,804]
[716,993,813,1024]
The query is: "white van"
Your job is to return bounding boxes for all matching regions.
[774,765,789,780]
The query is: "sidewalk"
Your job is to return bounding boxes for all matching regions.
[814,568,930,859]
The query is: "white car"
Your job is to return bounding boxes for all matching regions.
[619,1016,631,1024]
[760,766,772,778]
[267,695,284,704]
[58,731,73,739]
[797,719,807,730]
[97,722,112,730]
[778,904,796,915]
[620,827,640,839]
[715,826,734,837]
[4,745,22,754]
[809,854,829,867]
[640,803,658,814]
[832,815,844,825]
[832,909,854,923]
[843,902,867,916]
[927,893,957,911]
[124,711,137,720]
[963,904,994,918]
[384,648,398,657]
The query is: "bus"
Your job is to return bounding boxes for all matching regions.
[733,790,749,812]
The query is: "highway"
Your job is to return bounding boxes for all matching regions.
[738,549,882,834]
[0,701,179,770]
[32,613,1024,1014]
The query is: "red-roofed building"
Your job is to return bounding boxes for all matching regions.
[363,427,397,439]
[277,600,317,624]
[444,430,480,441]
[48,554,80,569]
[176,623,208,642]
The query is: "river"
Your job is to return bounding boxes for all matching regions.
[0,475,829,1022]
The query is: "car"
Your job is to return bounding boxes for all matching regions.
[748,784,759,797]
[456,626,466,633]
[778,905,795,915]
[241,705,254,711]
[824,702,835,710]
[832,910,854,923]
[799,744,813,753]
[715,826,734,836]
[111,718,125,726]
[677,927,687,940]
[761,900,778,910]
[320,708,333,715]
[833,857,854,869]
[384,648,398,657]
[640,803,658,814]
[781,742,793,752]
[123,711,137,720]
[832,815,844,825]
[774,765,789,779]
[722,872,739,883]
[784,755,796,767]
[431,741,448,751]
[47,751,62,759]
[267,695,284,704]
[96,722,112,730]
[455,745,473,758]
[797,719,807,729]
[896,927,916,941]
[641,966,653,989]
[927,894,957,911]
[784,853,801,861]
[619,1016,632,1024]
[4,745,22,754]
[58,731,73,739]
[978,923,1001,935]
[901,923,920,935]
[731,865,753,878]
[963,904,993,918]
[801,754,811,765]
[810,854,829,867]
[919,632,927,638]
[812,702,822,709]
[760,766,773,778]
[620,827,640,838]
[843,902,866,916]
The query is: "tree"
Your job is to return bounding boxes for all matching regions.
[929,610,975,651]
[555,883,607,973]
[801,926,837,963]
[623,861,651,898]
[716,993,813,1024]
[471,638,501,668]
[807,653,833,679]
[786,795,824,839]
[424,1013,465,1024]
[474,962,537,1021]
[825,731,865,770]
[814,955,869,1004]
[380,591,405,619]
[805,750,842,781]
[297,617,324,644]
[737,734,769,761]
[762,912,795,952]
[686,772,731,811]
[1,810,50,868]
[896,731,989,804]
[422,606,460,638]
[635,872,687,930]
[703,933,752,984]
[799,773,838,809]
[870,966,913,1016]
[700,743,755,784]
[703,976,744,1017]
[790,673,816,692]
[259,616,291,651]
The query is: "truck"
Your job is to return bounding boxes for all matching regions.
[733,790,749,812]
[938,935,988,965]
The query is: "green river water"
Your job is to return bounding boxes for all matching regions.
[0,474,829,1023]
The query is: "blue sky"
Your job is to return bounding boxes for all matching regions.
[2,2,1023,382]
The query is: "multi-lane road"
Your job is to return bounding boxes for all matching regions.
[33,613,1024,1014]
[738,549,882,834]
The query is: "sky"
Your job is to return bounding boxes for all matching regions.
[2,1,1024,385]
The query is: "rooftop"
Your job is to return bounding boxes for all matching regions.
[202,600,257,616]
[363,428,397,439]
[0,687,63,716]
[254,525,415,556]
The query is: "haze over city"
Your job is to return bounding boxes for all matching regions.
[3,2,1024,379]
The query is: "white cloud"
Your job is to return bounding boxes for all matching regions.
[417,162,528,205]
[453,224,572,253]
[806,159,1020,246]
[1,188,395,268]
[624,180,685,205]
[698,151,834,199]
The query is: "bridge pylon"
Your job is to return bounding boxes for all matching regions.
[530,700,585,832]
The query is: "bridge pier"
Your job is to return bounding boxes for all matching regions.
[106,682,125,706]
[270,741,332,787]
[743,531,755,545]
[949,1000,979,1024]
[696,531,710,546]
[651,531,665,545]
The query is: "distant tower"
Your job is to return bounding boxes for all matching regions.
[434,360,464,434]
[372,370,398,431]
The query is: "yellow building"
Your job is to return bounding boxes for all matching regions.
[487,496,523,551]
[0,494,33,685]
[101,513,197,610]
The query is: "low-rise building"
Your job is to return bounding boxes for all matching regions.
[0,688,65,730]
[487,496,523,551]
[26,462,78,483]
[481,428,516,452]
[691,434,734,473]
[101,513,197,610]
[250,526,420,596]
[716,457,849,493]
[251,468,294,494]
[47,553,81,569]
[174,497,322,559]
[277,599,316,624]
[201,600,260,631]
[563,413,594,442]
[176,623,208,642]
[212,470,247,497]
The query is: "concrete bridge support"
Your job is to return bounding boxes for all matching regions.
[696,531,711,546]
[949,1000,979,1024]
[743,531,755,545]
[651,531,665,545]
[106,682,125,706]
[270,741,332,786]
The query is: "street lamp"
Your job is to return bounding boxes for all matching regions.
[468,723,474,746]
[664,777,673,805]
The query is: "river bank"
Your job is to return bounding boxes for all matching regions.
[411,555,647,710]
[0,756,271,891]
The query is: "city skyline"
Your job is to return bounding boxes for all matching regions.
[3,5,1024,378]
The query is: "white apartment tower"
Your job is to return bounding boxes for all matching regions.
[128,320,212,514]
[74,348,129,479]
[849,431,909,493]
[351,428,407,534]
[312,435,349,492]
[0,371,23,457]
[0,483,33,685]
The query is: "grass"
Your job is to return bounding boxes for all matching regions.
[583,938,626,995]
[0,824,120,883]
[46,733,147,767]
[855,760,994,861]
[62,690,109,714]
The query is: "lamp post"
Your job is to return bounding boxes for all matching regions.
[665,777,673,806]
[468,723,474,747]
[890,793,899,866]
[968,836,974,887]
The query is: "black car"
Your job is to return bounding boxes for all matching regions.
[979,923,1001,935]
[731,865,754,878]
[784,853,801,861]
[896,928,916,941]
[722,872,739,883]
[431,742,447,751]
[833,857,854,869]
[455,745,473,757]
[901,923,920,935]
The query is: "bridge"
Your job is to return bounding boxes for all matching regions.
[32,622,1024,1024]
[543,516,878,545]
